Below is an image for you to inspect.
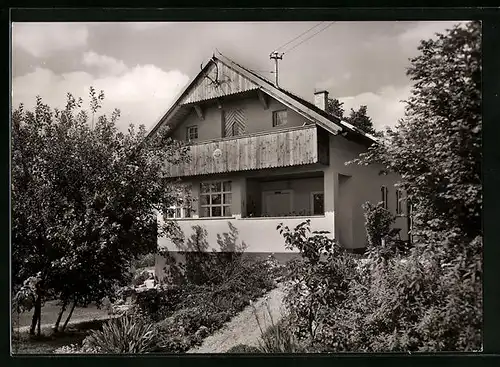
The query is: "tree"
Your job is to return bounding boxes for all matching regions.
[326,98,345,119]
[346,21,481,350]
[349,21,481,241]
[345,105,377,135]
[12,88,190,334]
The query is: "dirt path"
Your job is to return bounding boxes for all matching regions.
[187,284,287,354]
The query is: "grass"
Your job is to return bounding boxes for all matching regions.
[11,318,109,354]
[12,300,109,329]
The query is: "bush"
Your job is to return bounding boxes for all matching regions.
[83,316,158,354]
[131,269,151,287]
[227,344,261,353]
[133,253,156,269]
[134,285,184,322]
[257,319,305,353]
[277,220,482,352]
[362,201,395,247]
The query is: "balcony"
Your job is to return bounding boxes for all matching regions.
[167,125,329,177]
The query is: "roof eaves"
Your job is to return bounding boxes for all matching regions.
[146,57,215,138]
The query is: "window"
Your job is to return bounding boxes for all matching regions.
[396,189,405,215]
[381,186,388,209]
[272,110,288,127]
[311,192,325,215]
[200,181,232,217]
[164,205,192,219]
[224,109,246,137]
[186,126,198,141]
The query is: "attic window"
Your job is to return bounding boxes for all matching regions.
[273,110,287,127]
[186,126,198,141]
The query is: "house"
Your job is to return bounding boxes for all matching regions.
[150,52,409,275]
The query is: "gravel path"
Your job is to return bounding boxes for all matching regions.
[187,284,287,354]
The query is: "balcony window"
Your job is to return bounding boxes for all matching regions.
[200,180,232,217]
[186,126,198,141]
[272,110,287,127]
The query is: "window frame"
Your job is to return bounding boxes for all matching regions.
[186,125,198,141]
[199,180,233,218]
[396,189,405,216]
[381,186,388,209]
[272,109,288,128]
[164,205,192,219]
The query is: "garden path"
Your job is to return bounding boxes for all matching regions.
[186,284,287,353]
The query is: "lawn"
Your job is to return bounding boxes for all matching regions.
[12,300,110,330]
[11,319,107,355]
[11,301,111,355]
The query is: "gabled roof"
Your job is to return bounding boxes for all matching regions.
[147,51,378,145]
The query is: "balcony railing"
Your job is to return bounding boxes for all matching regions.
[167,125,329,177]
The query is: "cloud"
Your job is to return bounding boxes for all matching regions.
[315,72,352,90]
[397,21,464,52]
[82,51,128,77]
[339,84,413,130]
[12,23,88,58]
[12,62,189,131]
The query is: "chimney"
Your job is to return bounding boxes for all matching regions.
[314,90,329,111]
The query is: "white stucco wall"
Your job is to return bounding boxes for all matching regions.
[324,134,409,249]
[157,214,334,253]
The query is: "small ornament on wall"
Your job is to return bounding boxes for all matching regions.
[213,148,222,159]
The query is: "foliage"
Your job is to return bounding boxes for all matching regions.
[315,235,482,352]
[12,273,43,313]
[83,316,158,354]
[277,219,481,352]
[362,201,395,247]
[326,98,345,119]
[278,220,354,342]
[328,20,482,352]
[11,87,190,331]
[345,105,378,135]
[133,285,184,322]
[133,253,156,269]
[226,344,261,353]
[348,21,481,241]
[254,305,305,353]
[131,270,152,287]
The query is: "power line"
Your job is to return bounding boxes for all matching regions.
[282,22,335,55]
[271,22,325,54]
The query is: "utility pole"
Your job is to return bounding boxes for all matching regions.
[269,51,283,87]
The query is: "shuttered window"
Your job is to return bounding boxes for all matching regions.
[223,109,246,137]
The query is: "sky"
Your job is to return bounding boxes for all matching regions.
[11,21,461,132]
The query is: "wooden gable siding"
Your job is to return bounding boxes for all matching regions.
[167,125,325,177]
[179,60,259,105]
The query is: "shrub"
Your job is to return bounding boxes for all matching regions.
[278,220,355,342]
[227,344,261,353]
[134,285,184,322]
[362,201,395,247]
[131,269,151,287]
[278,219,482,352]
[254,305,305,353]
[83,316,158,354]
[133,253,156,269]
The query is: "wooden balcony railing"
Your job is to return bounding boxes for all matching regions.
[167,125,329,177]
